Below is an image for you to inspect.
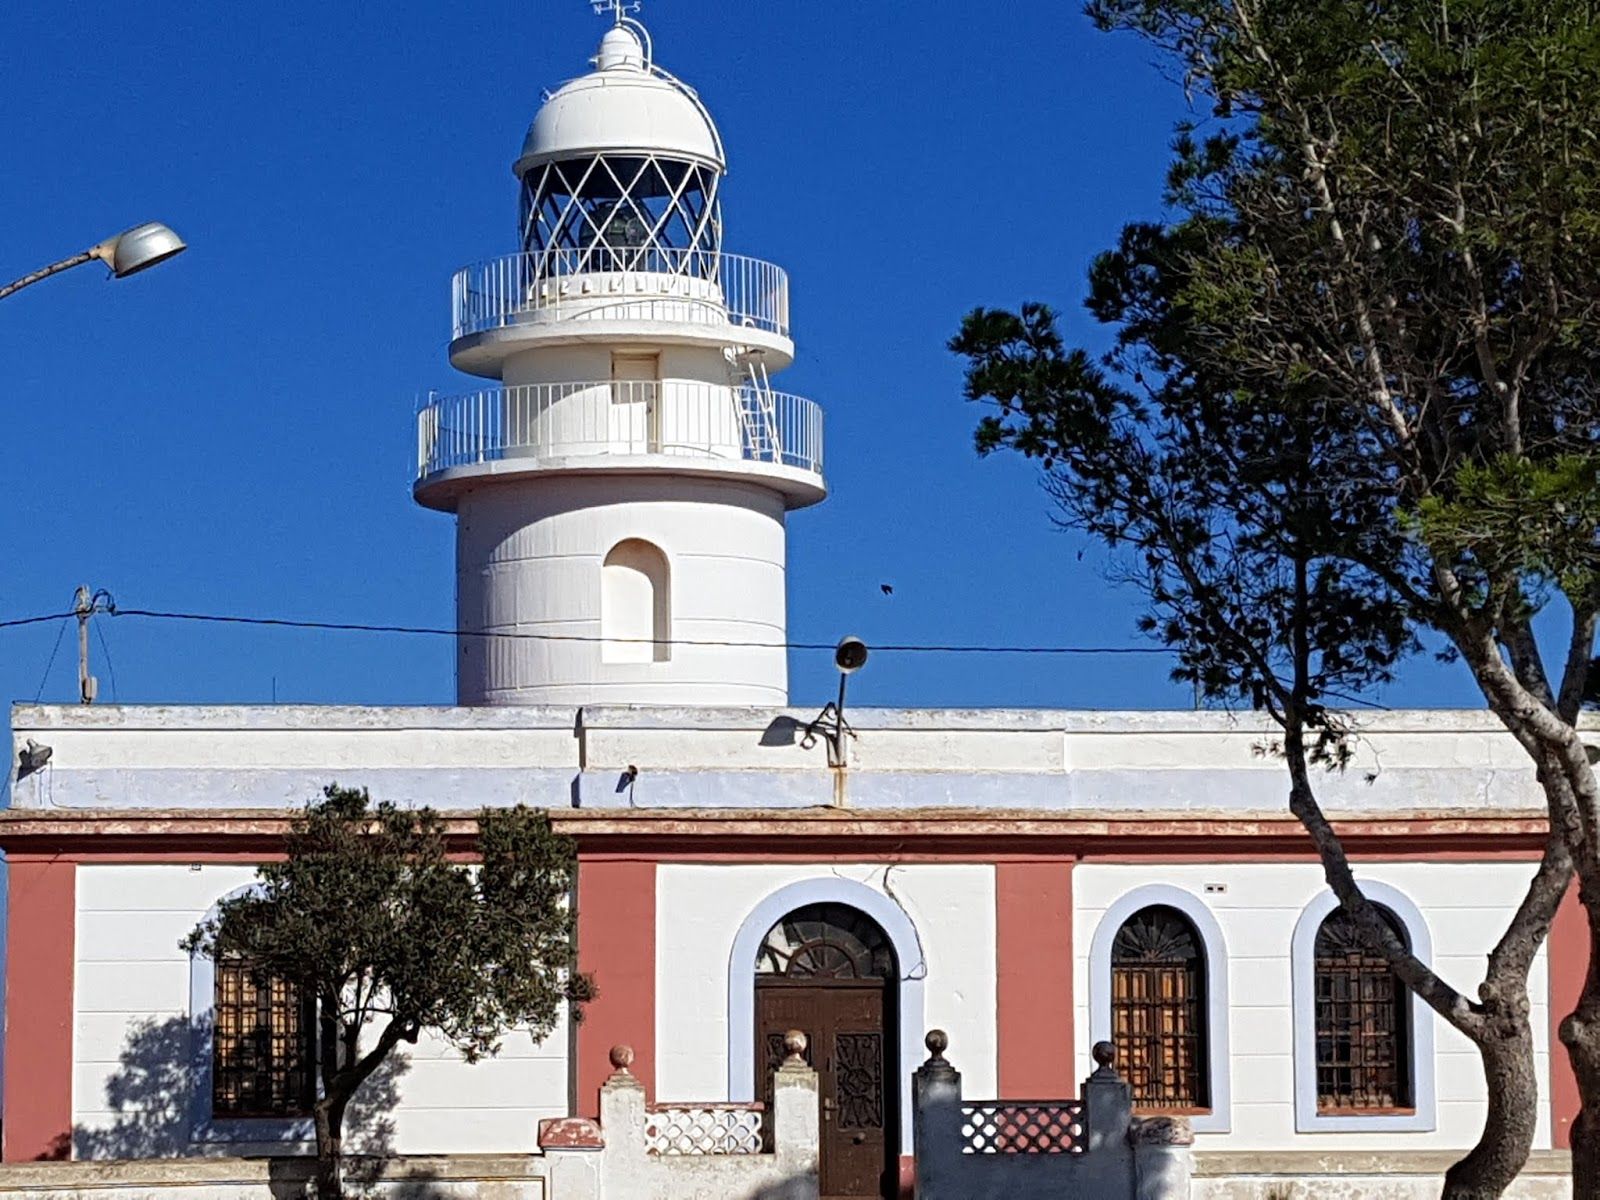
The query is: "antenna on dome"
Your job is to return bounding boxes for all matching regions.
[591,0,641,24]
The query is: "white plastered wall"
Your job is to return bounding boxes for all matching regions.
[74,865,569,1157]
[1072,861,1551,1152]
[655,863,997,1141]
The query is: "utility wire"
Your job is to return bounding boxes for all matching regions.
[0,602,1396,709]
[33,618,69,702]
[105,606,1173,655]
[5,611,77,631]
[93,616,119,702]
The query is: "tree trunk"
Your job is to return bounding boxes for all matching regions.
[1563,918,1600,1200]
[1440,1007,1539,1200]
[313,1095,349,1200]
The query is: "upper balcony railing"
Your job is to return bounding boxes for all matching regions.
[451,248,790,342]
[416,379,823,482]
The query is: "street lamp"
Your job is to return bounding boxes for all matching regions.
[0,221,187,301]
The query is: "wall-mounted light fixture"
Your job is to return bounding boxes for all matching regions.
[802,637,868,768]
[17,738,53,780]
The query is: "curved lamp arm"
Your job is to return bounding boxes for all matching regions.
[0,222,186,302]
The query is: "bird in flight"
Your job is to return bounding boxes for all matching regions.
[880,584,894,596]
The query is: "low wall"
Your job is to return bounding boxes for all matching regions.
[912,1032,1191,1200]
[0,1155,546,1198]
[0,1040,819,1200]
[1192,1150,1572,1199]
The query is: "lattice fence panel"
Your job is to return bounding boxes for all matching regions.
[960,1101,1087,1155]
[646,1105,766,1156]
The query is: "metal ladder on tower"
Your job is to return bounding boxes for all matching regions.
[738,359,781,465]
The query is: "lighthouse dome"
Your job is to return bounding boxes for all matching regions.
[514,25,725,177]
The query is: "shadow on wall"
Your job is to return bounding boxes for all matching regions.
[56,1015,409,1168]
[746,1180,818,1200]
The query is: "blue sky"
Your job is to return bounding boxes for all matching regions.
[0,0,1487,722]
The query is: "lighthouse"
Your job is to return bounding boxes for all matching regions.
[415,8,825,707]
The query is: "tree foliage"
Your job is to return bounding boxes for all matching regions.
[955,1,1600,1195]
[184,787,590,1198]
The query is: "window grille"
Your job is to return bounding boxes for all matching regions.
[754,902,896,980]
[212,958,316,1119]
[1110,905,1207,1109]
[1314,907,1411,1111]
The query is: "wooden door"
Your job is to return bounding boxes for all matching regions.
[756,981,893,1200]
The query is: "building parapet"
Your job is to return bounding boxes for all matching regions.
[10,703,1559,819]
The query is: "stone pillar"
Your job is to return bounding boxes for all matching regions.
[537,1115,604,1200]
[1083,1040,1134,1153]
[772,1031,821,1196]
[597,1043,651,1196]
[912,1030,963,1200]
[1131,1115,1195,1200]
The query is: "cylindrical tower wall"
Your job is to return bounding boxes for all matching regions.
[455,474,788,706]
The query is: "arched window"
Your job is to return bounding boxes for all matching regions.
[602,538,670,663]
[755,902,897,980]
[1111,905,1208,1109]
[211,958,315,1119]
[1313,906,1411,1112]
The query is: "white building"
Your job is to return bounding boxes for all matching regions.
[0,11,1578,1200]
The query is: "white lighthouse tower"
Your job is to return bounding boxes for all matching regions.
[414,7,825,707]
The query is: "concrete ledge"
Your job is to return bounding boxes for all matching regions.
[1194,1149,1571,1175]
[0,1155,541,1188]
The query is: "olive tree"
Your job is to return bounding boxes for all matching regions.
[184,787,591,1198]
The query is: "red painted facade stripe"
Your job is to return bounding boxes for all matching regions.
[575,857,656,1117]
[3,860,76,1161]
[1551,882,1585,1149]
[996,859,1075,1098]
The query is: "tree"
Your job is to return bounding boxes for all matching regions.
[952,3,1600,1195]
[184,787,591,1199]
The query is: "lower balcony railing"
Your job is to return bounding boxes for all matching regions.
[415,380,823,481]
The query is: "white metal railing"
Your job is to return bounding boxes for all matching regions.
[415,380,823,480]
[451,248,790,341]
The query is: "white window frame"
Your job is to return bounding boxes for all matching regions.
[187,886,316,1147]
[1291,881,1437,1132]
[1088,883,1231,1133]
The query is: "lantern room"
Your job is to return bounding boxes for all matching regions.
[514,21,725,280]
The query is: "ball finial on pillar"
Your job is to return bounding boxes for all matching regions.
[608,1044,635,1074]
[1092,1040,1118,1075]
[782,1029,809,1065]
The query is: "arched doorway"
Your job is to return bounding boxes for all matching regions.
[754,903,898,1200]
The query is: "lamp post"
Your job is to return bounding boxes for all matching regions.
[0,222,187,301]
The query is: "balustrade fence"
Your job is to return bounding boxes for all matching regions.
[415,380,823,481]
[452,248,790,341]
[914,1032,1194,1200]
[532,1040,819,1199]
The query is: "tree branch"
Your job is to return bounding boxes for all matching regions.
[1283,715,1483,1034]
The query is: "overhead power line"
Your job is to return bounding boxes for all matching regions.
[2,611,79,631]
[0,603,1173,656]
[111,607,1173,655]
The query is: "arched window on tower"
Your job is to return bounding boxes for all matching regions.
[602,538,670,663]
[1111,905,1208,1110]
[1313,906,1412,1112]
